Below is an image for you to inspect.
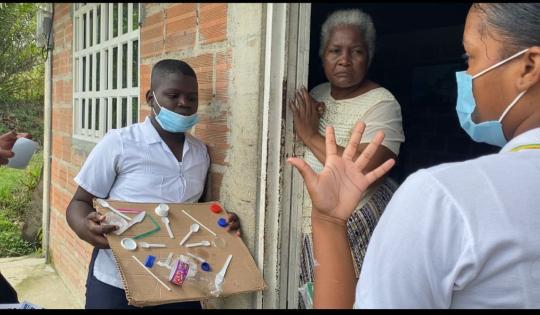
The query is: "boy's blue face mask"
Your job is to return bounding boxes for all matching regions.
[455,48,529,147]
[152,91,199,133]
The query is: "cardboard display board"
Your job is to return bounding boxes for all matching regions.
[95,200,266,307]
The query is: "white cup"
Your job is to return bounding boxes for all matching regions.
[155,203,169,217]
[6,137,38,169]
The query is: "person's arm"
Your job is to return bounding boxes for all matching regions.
[66,130,122,248]
[289,87,398,176]
[288,122,395,308]
[311,213,356,308]
[66,186,116,248]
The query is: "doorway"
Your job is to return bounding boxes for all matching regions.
[290,2,500,309]
[308,3,498,184]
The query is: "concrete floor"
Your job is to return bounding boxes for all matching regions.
[0,254,82,309]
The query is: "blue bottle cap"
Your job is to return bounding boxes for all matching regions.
[218,218,228,228]
[144,255,156,268]
[201,262,211,272]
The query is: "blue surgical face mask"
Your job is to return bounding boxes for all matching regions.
[152,91,199,133]
[455,48,529,147]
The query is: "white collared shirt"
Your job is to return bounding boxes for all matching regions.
[355,127,540,308]
[74,117,210,289]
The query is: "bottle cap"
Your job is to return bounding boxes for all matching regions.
[217,218,228,228]
[201,262,211,272]
[144,255,156,268]
[210,203,222,214]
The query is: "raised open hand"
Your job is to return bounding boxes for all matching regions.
[287,121,395,221]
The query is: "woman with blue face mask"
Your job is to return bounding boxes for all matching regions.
[288,3,540,308]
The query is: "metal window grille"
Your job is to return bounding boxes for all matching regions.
[73,3,140,142]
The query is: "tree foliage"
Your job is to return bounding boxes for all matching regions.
[0,3,45,103]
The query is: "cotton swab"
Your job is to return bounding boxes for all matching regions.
[132,255,172,291]
[181,210,217,236]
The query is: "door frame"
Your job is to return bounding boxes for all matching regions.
[256,2,311,309]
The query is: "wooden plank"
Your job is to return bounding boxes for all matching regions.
[286,3,311,308]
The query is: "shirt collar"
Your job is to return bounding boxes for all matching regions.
[141,116,192,156]
[141,116,163,144]
[500,127,540,153]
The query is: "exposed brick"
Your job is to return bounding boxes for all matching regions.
[141,11,165,58]
[166,3,196,21]
[51,135,63,162]
[207,143,229,166]
[163,4,196,52]
[184,54,213,101]
[195,125,225,145]
[67,167,78,194]
[199,3,227,45]
[209,171,223,200]
[215,50,231,101]
[54,4,70,22]
[141,39,164,59]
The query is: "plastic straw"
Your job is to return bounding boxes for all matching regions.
[181,210,217,236]
[132,255,172,291]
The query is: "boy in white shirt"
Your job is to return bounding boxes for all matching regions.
[66,59,239,309]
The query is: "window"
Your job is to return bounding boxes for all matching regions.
[73,3,140,142]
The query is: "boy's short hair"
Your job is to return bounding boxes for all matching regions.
[151,59,197,90]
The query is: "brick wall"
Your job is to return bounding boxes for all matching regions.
[49,3,89,307]
[48,3,261,308]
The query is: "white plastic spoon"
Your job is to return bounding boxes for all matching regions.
[185,240,211,248]
[139,242,167,248]
[214,254,233,293]
[162,217,174,239]
[179,223,199,246]
[96,198,132,221]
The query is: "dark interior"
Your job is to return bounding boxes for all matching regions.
[308,3,499,183]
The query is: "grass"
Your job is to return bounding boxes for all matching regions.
[0,151,43,257]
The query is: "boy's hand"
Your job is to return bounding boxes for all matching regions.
[226,212,241,236]
[83,212,118,249]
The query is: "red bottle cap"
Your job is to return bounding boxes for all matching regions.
[210,203,222,214]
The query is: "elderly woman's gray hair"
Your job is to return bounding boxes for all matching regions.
[472,3,540,58]
[319,9,376,67]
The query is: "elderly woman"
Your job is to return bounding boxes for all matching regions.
[290,3,540,309]
[289,9,405,307]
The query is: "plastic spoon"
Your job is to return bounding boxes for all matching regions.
[162,217,174,239]
[179,223,199,246]
[185,240,211,248]
[139,242,167,248]
[114,211,146,235]
[214,254,233,290]
[96,199,132,221]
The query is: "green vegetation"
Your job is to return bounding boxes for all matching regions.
[0,152,43,257]
[0,3,45,103]
[0,3,45,257]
